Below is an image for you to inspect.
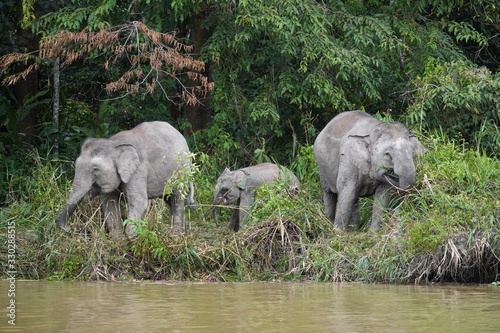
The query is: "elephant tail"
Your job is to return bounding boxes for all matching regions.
[187,182,198,210]
[212,192,221,226]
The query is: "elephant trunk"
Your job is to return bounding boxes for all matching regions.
[394,161,416,190]
[58,202,80,231]
[57,174,92,231]
[213,192,222,226]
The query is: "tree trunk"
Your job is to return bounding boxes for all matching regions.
[14,0,39,145]
[182,7,213,134]
[53,57,60,158]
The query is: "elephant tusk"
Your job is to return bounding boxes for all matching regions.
[383,173,410,192]
[383,172,399,185]
[384,172,399,181]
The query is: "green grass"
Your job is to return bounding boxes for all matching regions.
[1,134,499,284]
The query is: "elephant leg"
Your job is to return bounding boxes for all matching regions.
[370,185,393,231]
[238,207,249,229]
[238,193,254,230]
[125,189,148,239]
[335,189,357,229]
[348,198,361,230]
[167,188,186,232]
[228,197,242,231]
[229,208,240,232]
[101,192,123,239]
[322,189,337,223]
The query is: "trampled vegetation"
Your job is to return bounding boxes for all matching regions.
[1,0,499,284]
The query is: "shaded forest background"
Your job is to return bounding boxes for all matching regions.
[1,0,499,203]
[1,1,500,284]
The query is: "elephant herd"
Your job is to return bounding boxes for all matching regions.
[58,111,425,239]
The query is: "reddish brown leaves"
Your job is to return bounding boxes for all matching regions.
[1,21,213,106]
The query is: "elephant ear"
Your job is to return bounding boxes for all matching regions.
[235,170,249,191]
[81,138,97,151]
[410,135,426,156]
[343,135,371,174]
[115,144,140,183]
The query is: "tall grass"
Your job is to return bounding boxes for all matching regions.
[1,133,499,283]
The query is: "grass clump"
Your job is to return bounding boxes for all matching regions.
[393,134,500,283]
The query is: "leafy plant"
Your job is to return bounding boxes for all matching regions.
[163,152,199,207]
[126,218,167,261]
[406,60,500,157]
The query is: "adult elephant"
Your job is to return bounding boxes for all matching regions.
[213,163,301,231]
[57,121,197,238]
[314,111,424,231]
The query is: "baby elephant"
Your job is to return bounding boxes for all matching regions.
[213,163,301,231]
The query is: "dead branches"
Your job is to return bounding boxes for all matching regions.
[1,21,214,105]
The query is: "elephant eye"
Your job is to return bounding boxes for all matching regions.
[384,152,392,160]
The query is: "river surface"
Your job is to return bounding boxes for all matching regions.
[1,280,499,332]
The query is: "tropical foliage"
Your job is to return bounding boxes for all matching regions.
[2,0,499,158]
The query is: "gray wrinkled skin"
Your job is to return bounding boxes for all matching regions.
[58,121,197,239]
[314,111,425,231]
[213,163,301,231]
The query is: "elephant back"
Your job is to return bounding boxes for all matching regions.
[320,111,380,139]
[244,163,300,190]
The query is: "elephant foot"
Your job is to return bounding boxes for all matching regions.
[171,226,187,234]
[345,224,357,232]
[229,221,240,232]
[333,221,344,230]
[369,221,381,232]
[125,223,138,240]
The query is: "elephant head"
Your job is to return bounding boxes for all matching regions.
[354,122,420,190]
[212,168,248,225]
[58,138,140,230]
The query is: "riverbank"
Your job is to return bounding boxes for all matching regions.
[1,135,499,284]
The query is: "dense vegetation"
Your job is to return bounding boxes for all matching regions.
[1,0,499,283]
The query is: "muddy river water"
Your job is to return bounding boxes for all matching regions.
[1,280,499,332]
